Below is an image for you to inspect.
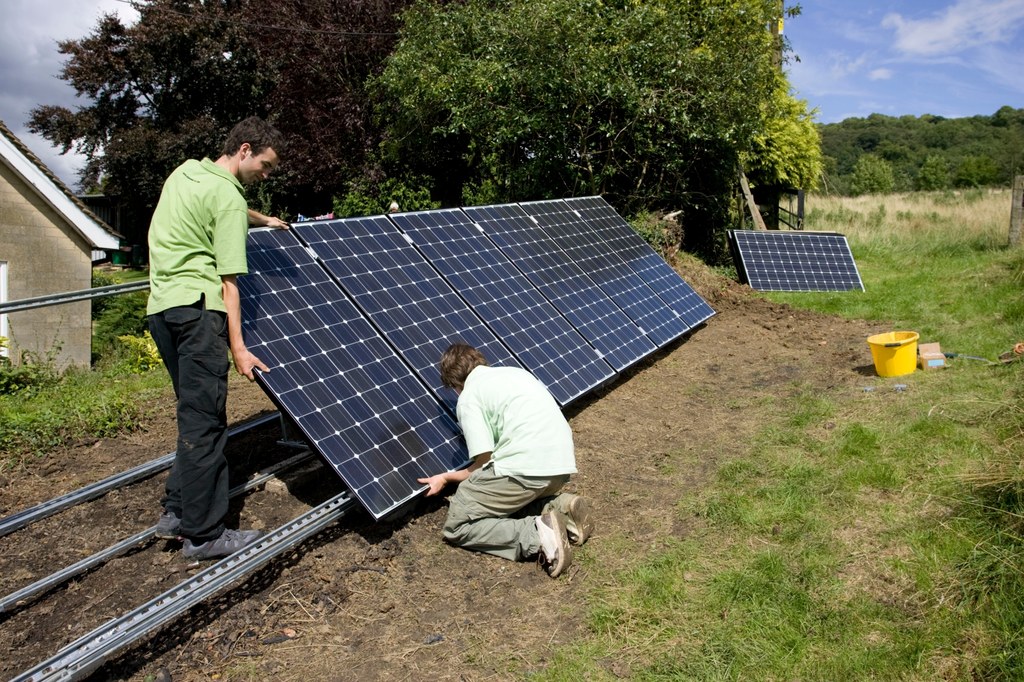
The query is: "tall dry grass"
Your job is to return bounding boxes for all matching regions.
[806,188,1013,248]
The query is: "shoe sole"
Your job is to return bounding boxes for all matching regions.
[542,512,573,578]
[566,496,594,546]
[154,530,182,540]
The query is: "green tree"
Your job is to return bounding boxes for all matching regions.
[375,0,787,259]
[916,154,949,190]
[27,0,419,233]
[744,89,823,191]
[849,154,895,195]
[818,108,1024,194]
[954,155,1001,188]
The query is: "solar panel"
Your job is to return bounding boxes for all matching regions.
[562,196,716,330]
[294,216,520,415]
[389,208,614,406]
[523,198,694,346]
[727,229,865,292]
[238,228,467,519]
[464,203,656,371]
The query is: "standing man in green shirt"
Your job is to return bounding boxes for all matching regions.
[148,117,286,560]
[418,343,595,578]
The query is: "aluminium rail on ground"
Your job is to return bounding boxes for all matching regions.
[12,491,357,682]
[0,449,318,614]
[0,412,281,538]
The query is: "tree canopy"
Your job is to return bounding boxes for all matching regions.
[28,0,813,260]
[375,0,789,256]
[818,107,1024,194]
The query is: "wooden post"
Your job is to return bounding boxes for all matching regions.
[1010,175,1024,247]
[739,171,767,231]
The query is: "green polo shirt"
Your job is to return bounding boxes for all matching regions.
[456,365,577,477]
[147,158,249,315]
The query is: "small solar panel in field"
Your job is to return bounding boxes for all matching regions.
[728,229,865,292]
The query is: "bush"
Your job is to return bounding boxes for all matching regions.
[333,176,440,218]
[629,212,681,259]
[0,337,61,395]
[91,270,119,318]
[116,331,162,374]
[92,291,149,363]
[849,154,896,195]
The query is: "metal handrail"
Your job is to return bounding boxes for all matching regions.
[0,280,150,315]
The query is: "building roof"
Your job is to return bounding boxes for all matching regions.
[0,120,121,250]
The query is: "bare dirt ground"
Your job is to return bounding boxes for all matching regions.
[0,262,882,681]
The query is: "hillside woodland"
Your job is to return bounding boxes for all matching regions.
[818,106,1024,195]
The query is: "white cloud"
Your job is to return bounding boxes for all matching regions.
[0,0,137,186]
[868,68,894,80]
[882,0,1024,56]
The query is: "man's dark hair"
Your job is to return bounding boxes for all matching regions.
[439,343,488,390]
[221,116,285,157]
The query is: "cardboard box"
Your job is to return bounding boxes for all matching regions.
[918,342,946,370]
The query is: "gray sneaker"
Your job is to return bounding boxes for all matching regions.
[564,495,594,546]
[535,512,573,578]
[182,528,262,560]
[155,509,182,540]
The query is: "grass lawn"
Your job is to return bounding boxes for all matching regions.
[542,189,1024,680]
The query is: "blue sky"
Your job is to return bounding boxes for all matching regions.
[0,0,1021,187]
[785,0,1024,123]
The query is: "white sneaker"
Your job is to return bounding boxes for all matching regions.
[536,512,573,578]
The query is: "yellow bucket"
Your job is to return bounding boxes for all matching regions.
[867,331,919,377]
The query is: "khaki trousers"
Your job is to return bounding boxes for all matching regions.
[443,466,572,561]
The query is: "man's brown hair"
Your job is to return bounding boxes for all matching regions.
[221,116,286,157]
[439,343,488,390]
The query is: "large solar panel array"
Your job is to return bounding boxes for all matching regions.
[240,198,716,519]
[238,229,466,519]
[464,202,657,371]
[727,229,865,292]
[389,208,614,406]
[518,198,696,347]
[563,196,717,328]
[294,216,519,415]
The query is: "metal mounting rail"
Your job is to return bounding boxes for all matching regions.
[0,280,151,315]
[13,491,356,682]
[0,412,280,539]
[0,449,317,614]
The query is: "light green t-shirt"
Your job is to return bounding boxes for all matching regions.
[146,158,249,315]
[456,365,577,477]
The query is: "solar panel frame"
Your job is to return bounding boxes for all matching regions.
[293,216,521,415]
[728,229,865,292]
[464,202,657,372]
[239,228,467,519]
[562,196,716,330]
[388,208,614,406]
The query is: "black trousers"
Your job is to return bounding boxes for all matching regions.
[148,300,230,543]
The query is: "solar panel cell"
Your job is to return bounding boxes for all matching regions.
[525,198,695,346]
[294,217,520,413]
[563,196,716,330]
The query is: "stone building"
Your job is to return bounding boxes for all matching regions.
[0,121,120,368]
